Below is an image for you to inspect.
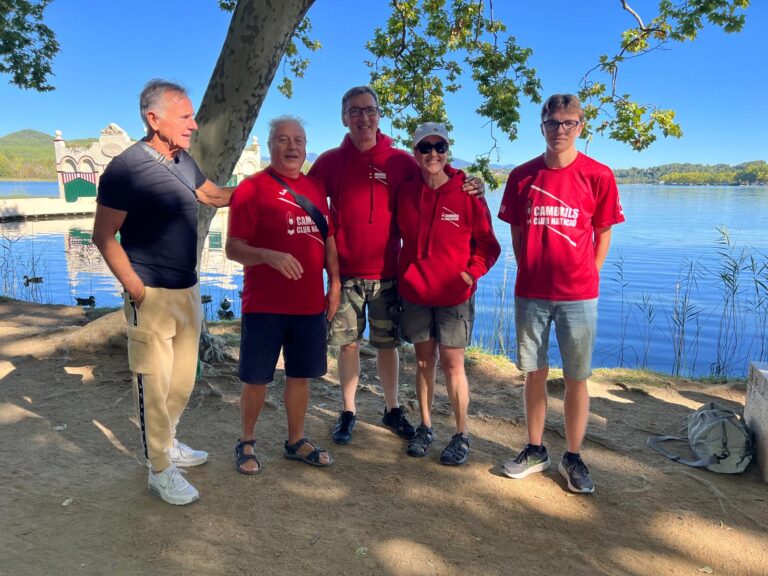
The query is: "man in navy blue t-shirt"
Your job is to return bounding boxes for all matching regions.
[93,79,232,506]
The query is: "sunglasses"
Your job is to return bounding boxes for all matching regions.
[416,141,449,155]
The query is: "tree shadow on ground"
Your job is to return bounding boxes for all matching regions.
[1,310,767,575]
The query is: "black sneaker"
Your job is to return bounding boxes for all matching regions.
[332,411,356,445]
[381,406,416,439]
[500,444,551,479]
[558,453,595,494]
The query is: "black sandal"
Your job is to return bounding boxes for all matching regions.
[235,439,261,475]
[440,433,470,466]
[407,424,434,458]
[283,438,333,467]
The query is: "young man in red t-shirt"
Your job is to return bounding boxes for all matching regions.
[497,94,625,493]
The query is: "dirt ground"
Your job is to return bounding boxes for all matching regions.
[1,299,766,576]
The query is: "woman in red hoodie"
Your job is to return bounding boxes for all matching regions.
[397,122,501,465]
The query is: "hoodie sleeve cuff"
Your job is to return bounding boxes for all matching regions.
[466,264,485,282]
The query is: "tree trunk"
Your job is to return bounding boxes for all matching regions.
[191,0,315,267]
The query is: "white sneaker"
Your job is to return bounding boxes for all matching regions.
[169,439,208,467]
[148,463,199,505]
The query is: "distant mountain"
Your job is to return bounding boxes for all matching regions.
[451,156,515,171]
[0,129,53,147]
[0,129,56,180]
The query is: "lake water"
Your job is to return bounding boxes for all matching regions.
[0,180,59,198]
[2,182,767,378]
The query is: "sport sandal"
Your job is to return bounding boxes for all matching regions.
[440,433,470,466]
[284,438,333,467]
[234,439,261,475]
[407,424,434,458]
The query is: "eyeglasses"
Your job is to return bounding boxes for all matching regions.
[416,141,449,155]
[542,119,581,133]
[346,106,379,117]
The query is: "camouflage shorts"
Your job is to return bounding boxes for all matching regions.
[328,277,400,348]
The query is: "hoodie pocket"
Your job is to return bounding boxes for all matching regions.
[402,261,471,307]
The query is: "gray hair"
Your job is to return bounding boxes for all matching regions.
[267,115,306,147]
[341,85,379,116]
[139,79,189,129]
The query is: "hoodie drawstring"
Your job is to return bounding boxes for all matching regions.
[416,184,441,261]
[368,155,375,224]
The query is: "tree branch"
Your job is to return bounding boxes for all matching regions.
[620,0,646,29]
[392,0,409,59]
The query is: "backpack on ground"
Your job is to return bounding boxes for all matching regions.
[647,401,754,474]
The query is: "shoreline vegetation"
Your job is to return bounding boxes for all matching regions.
[1,225,765,381]
[1,129,766,185]
[613,161,768,186]
[0,295,749,385]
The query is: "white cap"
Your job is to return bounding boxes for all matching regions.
[412,122,450,148]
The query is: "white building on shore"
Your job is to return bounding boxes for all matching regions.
[0,125,261,221]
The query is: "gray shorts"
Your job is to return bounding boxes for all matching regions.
[515,297,598,380]
[400,296,474,348]
[328,277,400,349]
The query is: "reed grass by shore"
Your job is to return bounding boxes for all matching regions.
[2,225,766,380]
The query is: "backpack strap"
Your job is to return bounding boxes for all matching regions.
[646,435,714,468]
[138,142,198,193]
[267,170,328,241]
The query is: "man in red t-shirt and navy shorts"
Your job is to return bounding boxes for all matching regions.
[226,116,341,473]
[497,94,625,493]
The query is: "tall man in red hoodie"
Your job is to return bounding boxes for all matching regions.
[310,86,483,446]
[497,94,625,493]
[309,86,416,444]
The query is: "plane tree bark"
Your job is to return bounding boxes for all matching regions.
[190,0,315,269]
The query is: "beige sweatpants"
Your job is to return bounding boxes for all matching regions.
[123,284,202,471]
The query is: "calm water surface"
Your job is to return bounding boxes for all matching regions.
[2,183,767,377]
[0,181,58,198]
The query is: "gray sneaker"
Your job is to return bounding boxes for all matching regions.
[558,453,595,494]
[501,444,551,479]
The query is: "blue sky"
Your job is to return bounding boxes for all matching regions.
[1,0,764,169]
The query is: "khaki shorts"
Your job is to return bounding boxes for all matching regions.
[328,277,400,349]
[400,296,474,348]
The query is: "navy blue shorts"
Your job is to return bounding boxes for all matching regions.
[239,312,328,384]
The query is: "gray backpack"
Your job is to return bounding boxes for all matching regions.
[647,401,754,474]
